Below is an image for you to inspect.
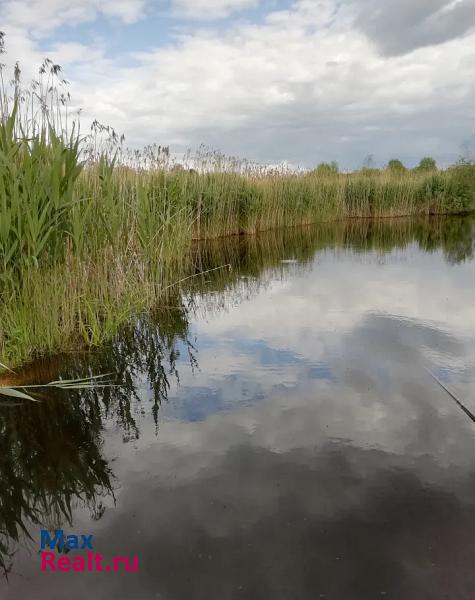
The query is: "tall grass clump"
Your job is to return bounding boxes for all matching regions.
[0,43,83,270]
[0,39,193,365]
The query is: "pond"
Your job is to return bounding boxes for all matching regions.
[1,216,475,599]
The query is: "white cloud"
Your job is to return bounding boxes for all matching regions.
[0,0,259,32]
[172,0,259,19]
[1,0,474,166]
[65,0,474,166]
[0,0,146,34]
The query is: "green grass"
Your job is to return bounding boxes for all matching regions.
[0,47,474,368]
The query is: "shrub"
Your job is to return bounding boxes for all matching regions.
[415,157,437,172]
[387,159,406,173]
[313,161,339,176]
[445,162,475,213]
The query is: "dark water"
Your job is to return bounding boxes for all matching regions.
[1,217,475,599]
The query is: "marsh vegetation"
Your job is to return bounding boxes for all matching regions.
[1,40,474,367]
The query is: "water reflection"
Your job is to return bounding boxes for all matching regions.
[1,216,475,598]
[0,393,113,573]
[0,303,195,573]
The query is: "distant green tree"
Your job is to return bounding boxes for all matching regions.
[313,161,339,175]
[387,159,406,173]
[415,157,437,172]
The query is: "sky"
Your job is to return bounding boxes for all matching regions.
[0,0,474,168]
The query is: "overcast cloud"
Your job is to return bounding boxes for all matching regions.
[0,0,474,168]
[352,0,475,55]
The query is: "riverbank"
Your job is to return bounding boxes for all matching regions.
[1,213,473,369]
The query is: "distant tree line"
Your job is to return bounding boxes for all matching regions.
[312,157,442,174]
[387,157,437,173]
[312,154,464,175]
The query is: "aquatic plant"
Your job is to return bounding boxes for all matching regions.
[0,373,115,402]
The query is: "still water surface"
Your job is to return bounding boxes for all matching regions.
[1,217,475,599]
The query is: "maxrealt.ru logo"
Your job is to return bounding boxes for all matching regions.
[40,530,138,573]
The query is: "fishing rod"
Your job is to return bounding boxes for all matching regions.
[426,368,475,424]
